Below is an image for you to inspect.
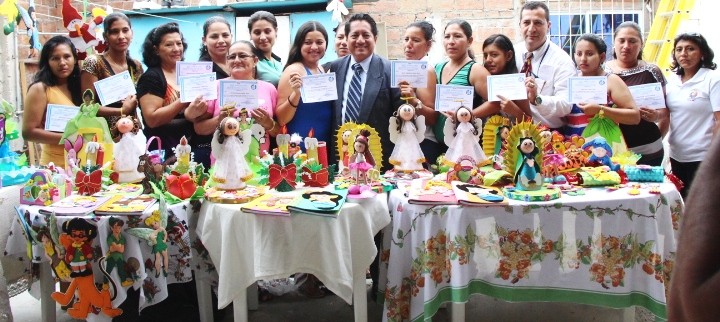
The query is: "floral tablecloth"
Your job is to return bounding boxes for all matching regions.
[380,183,683,321]
[4,200,197,314]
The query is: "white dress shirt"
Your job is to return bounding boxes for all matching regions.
[342,54,373,122]
[515,39,576,129]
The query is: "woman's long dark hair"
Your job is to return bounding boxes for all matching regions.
[671,32,717,76]
[248,11,282,62]
[482,34,518,74]
[102,12,139,78]
[32,35,82,105]
[141,22,188,68]
[199,16,231,61]
[284,21,328,70]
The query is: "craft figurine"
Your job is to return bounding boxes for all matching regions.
[339,129,352,172]
[52,218,122,319]
[212,117,253,190]
[349,130,375,185]
[389,103,426,172]
[443,106,488,167]
[514,135,544,191]
[582,137,620,171]
[173,135,192,174]
[112,116,146,183]
[63,135,83,171]
[0,99,34,187]
[106,217,133,287]
[61,0,105,58]
[35,226,71,282]
[127,190,169,278]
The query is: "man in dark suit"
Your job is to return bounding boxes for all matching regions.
[329,13,403,171]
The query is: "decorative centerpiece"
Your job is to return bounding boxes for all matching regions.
[60,90,114,174]
[300,129,335,187]
[502,121,561,202]
[171,136,194,174]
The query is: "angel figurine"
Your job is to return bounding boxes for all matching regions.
[389,103,426,172]
[128,192,169,278]
[443,106,488,167]
[212,117,253,190]
[112,116,146,183]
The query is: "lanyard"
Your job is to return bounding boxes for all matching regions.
[530,44,551,78]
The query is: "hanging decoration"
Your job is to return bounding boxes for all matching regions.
[326,0,348,24]
[62,0,106,58]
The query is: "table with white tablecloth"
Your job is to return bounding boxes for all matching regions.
[379,183,683,322]
[196,193,390,322]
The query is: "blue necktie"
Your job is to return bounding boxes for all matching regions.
[345,63,363,123]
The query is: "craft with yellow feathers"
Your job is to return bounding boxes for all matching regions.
[502,121,561,201]
[336,122,383,173]
[482,115,511,157]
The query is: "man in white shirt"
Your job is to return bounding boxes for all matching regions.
[515,1,576,130]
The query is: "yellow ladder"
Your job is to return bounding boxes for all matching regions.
[643,0,696,74]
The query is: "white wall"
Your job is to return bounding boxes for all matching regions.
[683,0,719,54]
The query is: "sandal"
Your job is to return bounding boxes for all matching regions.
[298,275,326,298]
[258,286,274,302]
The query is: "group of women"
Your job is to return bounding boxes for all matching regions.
[22,12,718,201]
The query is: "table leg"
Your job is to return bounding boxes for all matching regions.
[622,307,636,322]
[195,276,213,322]
[39,262,55,322]
[352,269,367,322]
[450,302,465,322]
[233,286,248,322]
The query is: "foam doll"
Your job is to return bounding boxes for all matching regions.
[212,117,253,190]
[339,129,352,172]
[582,137,620,171]
[443,106,488,166]
[349,130,375,184]
[389,103,426,172]
[112,116,146,183]
[106,217,133,287]
[514,136,543,191]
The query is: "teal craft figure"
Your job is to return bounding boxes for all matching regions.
[514,136,543,191]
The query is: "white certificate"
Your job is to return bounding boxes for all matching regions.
[567,76,608,104]
[179,73,217,103]
[176,61,213,83]
[300,72,338,104]
[434,85,474,112]
[391,60,429,88]
[628,83,665,109]
[487,73,527,101]
[93,71,136,106]
[219,80,258,110]
[45,104,79,132]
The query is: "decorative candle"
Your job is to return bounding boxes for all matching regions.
[85,135,100,166]
[304,128,319,164]
[277,125,290,157]
[317,141,328,168]
[175,136,191,168]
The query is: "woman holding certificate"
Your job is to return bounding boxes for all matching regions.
[80,12,143,126]
[249,11,283,87]
[604,22,668,166]
[567,34,639,136]
[434,20,496,144]
[276,21,333,147]
[194,40,278,154]
[22,36,83,167]
[136,23,200,160]
[399,21,442,165]
[482,34,531,121]
[666,32,720,198]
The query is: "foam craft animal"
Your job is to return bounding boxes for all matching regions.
[51,218,122,319]
[582,137,620,171]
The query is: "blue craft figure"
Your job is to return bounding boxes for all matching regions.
[514,136,543,191]
[582,137,620,171]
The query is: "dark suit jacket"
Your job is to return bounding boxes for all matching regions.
[329,54,403,171]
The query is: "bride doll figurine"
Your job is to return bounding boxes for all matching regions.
[443,105,488,167]
[212,117,253,190]
[112,116,146,183]
[389,103,426,172]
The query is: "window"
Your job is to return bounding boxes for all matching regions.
[549,12,641,61]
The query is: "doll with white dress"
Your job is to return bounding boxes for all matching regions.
[112,116,146,183]
[443,106,488,167]
[389,104,426,172]
[212,117,253,190]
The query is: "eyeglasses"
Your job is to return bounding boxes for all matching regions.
[227,53,254,61]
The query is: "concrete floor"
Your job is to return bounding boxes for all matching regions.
[8,283,657,322]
